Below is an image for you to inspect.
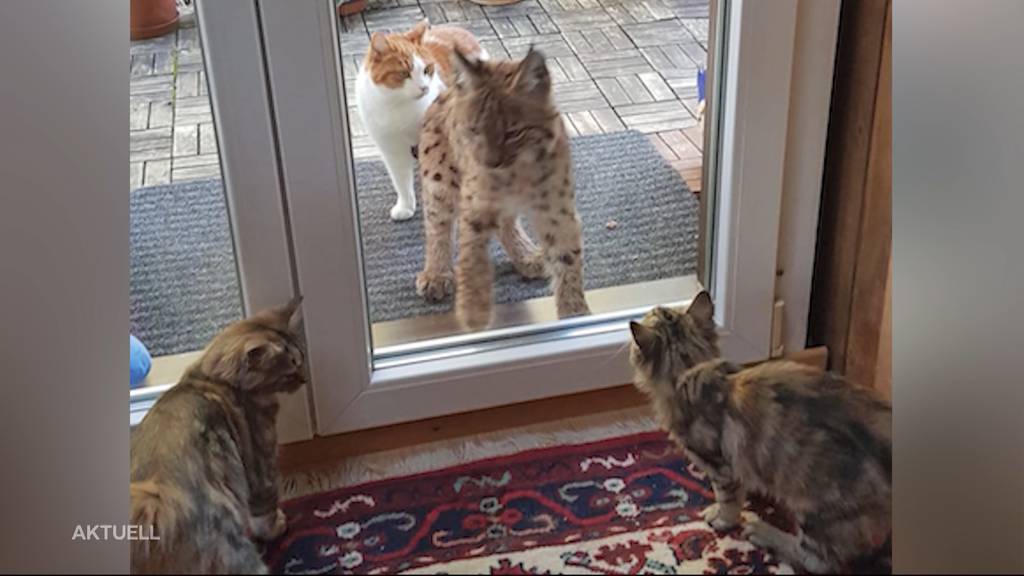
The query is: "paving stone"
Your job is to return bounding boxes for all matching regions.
[552,79,608,112]
[560,113,579,137]
[175,96,213,125]
[600,25,635,49]
[640,44,698,79]
[178,26,200,51]
[577,50,652,78]
[683,124,704,152]
[130,100,150,131]
[173,124,199,157]
[176,48,204,73]
[648,132,678,160]
[529,13,560,34]
[502,33,573,58]
[547,60,571,84]
[637,71,676,101]
[131,33,175,56]
[590,107,626,132]
[130,127,173,162]
[173,153,219,169]
[580,28,615,52]
[176,71,200,99]
[567,110,604,135]
[199,123,218,155]
[363,6,425,33]
[449,18,497,40]
[149,100,174,129]
[549,8,615,31]
[594,77,632,106]
[143,159,172,186]
[663,0,709,19]
[491,17,519,38]
[658,128,700,159]
[509,15,538,35]
[130,53,154,77]
[172,163,221,182]
[555,55,590,81]
[130,162,144,190]
[681,18,708,47]
[482,0,546,17]
[340,13,368,34]
[601,3,636,25]
[479,38,511,59]
[621,19,689,48]
[422,4,448,23]
[615,74,654,103]
[153,51,175,75]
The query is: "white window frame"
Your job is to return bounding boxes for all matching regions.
[189,0,837,436]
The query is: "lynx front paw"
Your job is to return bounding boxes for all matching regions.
[700,502,741,531]
[456,302,493,332]
[390,203,416,221]
[556,300,592,319]
[515,253,549,280]
[251,509,287,541]
[416,271,454,302]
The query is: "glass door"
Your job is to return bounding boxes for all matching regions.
[195,0,837,435]
[130,0,315,443]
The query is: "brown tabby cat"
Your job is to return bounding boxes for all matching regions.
[130,297,306,574]
[415,47,591,330]
[628,291,892,574]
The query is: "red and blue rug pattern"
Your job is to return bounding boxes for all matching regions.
[263,432,816,574]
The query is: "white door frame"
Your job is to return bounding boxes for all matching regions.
[237,0,836,435]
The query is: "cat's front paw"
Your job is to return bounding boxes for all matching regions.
[700,502,741,531]
[390,203,416,221]
[251,509,287,541]
[416,270,454,302]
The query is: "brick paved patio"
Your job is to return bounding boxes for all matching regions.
[129,0,707,193]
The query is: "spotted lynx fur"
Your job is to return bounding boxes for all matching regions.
[414,47,590,330]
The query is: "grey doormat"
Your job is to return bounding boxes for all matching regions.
[129,130,698,356]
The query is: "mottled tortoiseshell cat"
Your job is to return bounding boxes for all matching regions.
[415,47,590,330]
[130,297,306,574]
[628,292,892,573]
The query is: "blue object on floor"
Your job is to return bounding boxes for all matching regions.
[130,335,152,389]
[697,67,706,107]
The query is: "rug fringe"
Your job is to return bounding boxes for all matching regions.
[280,407,658,500]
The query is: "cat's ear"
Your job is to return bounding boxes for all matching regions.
[452,48,483,87]
[630,321,662,358]
[243,340,271,371]
[406,20,428,44]
[687,290,714,325]
[370,32,388,55]
[284,295,304,334]
[513,46,550,97]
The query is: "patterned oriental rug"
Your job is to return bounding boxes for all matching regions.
[264,432,802,575]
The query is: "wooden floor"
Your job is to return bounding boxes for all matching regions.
[278,346,827,475]
[129,0,708,194]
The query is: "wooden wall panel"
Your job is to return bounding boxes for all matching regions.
[846,7,891,390]
[809,0,891,395]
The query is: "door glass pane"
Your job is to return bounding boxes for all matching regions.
[129,3,241,394]
[334,0,721,361]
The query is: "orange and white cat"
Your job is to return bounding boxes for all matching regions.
[355,21,486,221]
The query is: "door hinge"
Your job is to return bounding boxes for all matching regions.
[770,299,785,358]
